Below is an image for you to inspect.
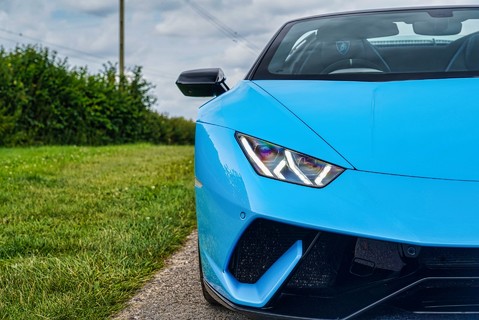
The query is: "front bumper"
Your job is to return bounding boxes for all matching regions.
[220,219,479,319]
[195,122,479,318]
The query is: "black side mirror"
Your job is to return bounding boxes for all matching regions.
[176,68,229,97]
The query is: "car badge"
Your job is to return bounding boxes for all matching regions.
[336,41,350,55]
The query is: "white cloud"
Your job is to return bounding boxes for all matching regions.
[60,0,117,16]
[0,0,478,120]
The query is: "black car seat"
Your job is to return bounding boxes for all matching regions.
[446,33,479,72]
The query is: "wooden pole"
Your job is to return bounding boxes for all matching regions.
[119,0,125,78]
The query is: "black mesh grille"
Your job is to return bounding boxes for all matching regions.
[419,247,479,268]
[229,219,315,284]
[286,233,353,289]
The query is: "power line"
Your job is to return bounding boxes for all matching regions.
[0,27,109,64]
[0,35,21,46]
[183,0,259,55]
[0,26,175,80]
[0,26,133,75]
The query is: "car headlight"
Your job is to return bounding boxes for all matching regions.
[236,133,344,188]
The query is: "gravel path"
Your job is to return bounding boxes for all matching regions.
[113,230,249,320]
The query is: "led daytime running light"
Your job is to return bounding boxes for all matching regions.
[285,150,313,185]
[239,136,274,177]
[237,133,344,188]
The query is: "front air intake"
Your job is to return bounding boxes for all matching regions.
[228,219,316,284]
[224,218,479,319]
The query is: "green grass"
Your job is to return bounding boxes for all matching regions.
[0,144,195,319]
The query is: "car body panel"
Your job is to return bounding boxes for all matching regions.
[197,81,353,169]
[255,78,479,181]
[205,239,303,307]
[196,121,479,307]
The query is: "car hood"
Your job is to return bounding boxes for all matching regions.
[255,78,479,181]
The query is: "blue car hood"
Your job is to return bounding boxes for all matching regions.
[255,78,479,181]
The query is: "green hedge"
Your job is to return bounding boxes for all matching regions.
[0,45,195,146]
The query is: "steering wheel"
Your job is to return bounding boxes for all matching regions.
[321,59,388,74]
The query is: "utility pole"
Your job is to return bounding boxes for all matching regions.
[119,0,125,78]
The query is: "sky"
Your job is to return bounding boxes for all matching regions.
[0,0,476,120]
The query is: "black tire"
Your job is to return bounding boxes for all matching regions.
[198,242,220,305]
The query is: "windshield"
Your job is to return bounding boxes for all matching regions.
[252,7,479,81]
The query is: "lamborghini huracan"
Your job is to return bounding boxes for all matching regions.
[176,6,479,319]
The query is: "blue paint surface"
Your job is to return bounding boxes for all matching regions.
[194,78,479,308]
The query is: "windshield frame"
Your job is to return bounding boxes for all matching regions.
[248,6,479,82]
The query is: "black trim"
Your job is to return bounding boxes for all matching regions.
[245,25,285,81]
[176,68,229,97]
[253,5,479,31]
[252,71,479,82]
[203,275,479,320]
[202,279,315,320]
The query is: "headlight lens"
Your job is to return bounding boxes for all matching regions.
[236,133,344,188]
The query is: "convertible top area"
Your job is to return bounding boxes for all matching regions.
[251,6,479,81]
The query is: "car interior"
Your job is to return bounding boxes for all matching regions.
[267,9,479,76]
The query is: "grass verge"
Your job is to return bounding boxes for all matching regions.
[0,144,195,319]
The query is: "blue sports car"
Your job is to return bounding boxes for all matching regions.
[176,6,479,319]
